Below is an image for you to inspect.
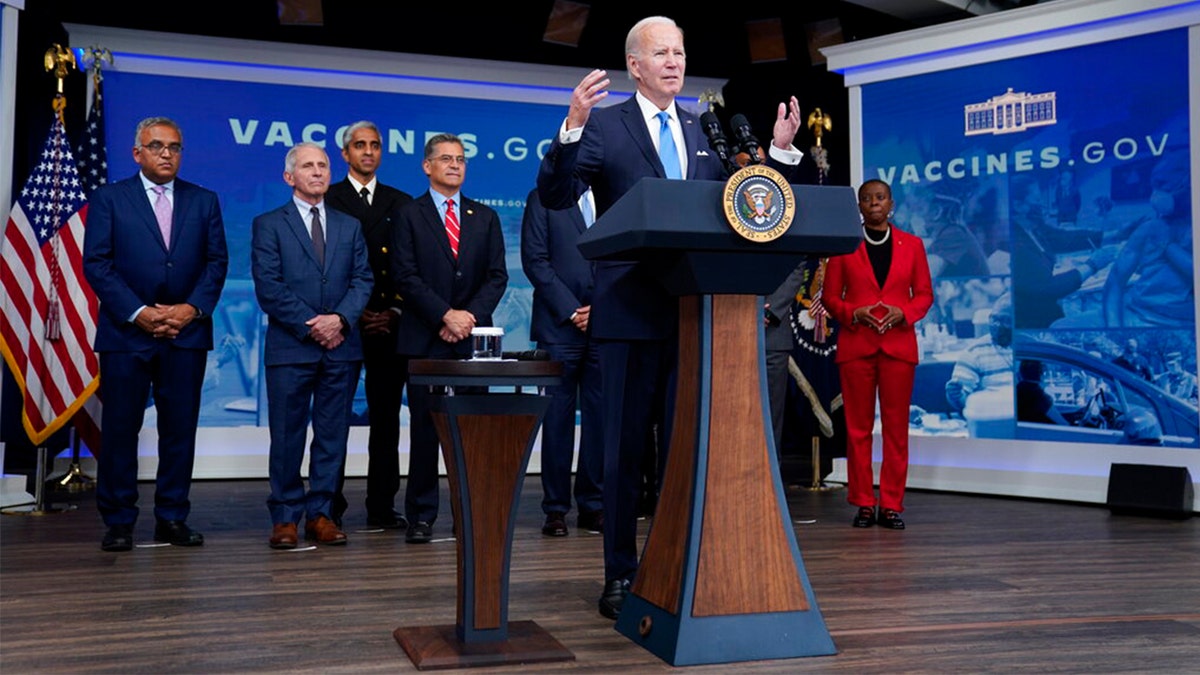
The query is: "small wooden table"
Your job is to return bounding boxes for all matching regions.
[393,359,574,670]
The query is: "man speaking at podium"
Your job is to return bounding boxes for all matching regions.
[537,15,805,621]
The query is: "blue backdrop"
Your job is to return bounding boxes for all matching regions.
[861,28,1197,448]
[101,70,576,428]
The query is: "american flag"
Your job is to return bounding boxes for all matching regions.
[75,78,108,195]
[0,117,100,445]
[72,79,108,453]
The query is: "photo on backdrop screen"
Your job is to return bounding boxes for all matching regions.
[859,27,1196,449]
[99,65,703,434]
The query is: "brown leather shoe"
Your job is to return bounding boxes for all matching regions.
[269,522,298,549]
[305,515,348,545]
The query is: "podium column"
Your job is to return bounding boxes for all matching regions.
[615,294,836,665]
[393,360,575,670]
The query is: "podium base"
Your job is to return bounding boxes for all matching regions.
[394,620,573,671]
[615,592,836,666]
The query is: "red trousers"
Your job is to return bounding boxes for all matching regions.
[838,352,915,513]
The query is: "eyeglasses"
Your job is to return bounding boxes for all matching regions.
[141,141,183,155]
[431,155,467,165]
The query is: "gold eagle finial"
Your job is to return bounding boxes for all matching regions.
[43,44,75,93]
[806,108,832,147]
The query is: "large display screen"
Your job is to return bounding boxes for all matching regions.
[860,28,1196,450]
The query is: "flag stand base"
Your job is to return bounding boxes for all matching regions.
[803,437,843,493]
[46,430,95,494]
[2,447,77,516]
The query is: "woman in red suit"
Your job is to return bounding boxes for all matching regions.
[822,179,933,529]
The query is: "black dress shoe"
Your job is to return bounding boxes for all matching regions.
[598,578,630,620]
[878,509,906,530]
[542,512,568,537]
[366,510,409,530]
[101,524,134,552]
[577,510,603,534]
[154,520,205,546]
[852,506,876,528]
[405,521,433,543]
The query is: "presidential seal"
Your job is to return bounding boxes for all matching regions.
[722,164,795,242]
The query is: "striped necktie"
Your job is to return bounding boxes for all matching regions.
[445,198,460,258]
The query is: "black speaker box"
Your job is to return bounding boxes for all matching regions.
[1105,463,1194,519]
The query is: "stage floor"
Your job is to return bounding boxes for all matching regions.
[2,477,1198,673]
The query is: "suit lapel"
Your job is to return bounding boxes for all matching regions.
[679,109,703,180]
[853,241,881,293]
[323,207,342,270]
[619,98,663,177]
[125,176,169,251]
[420,196,456,264]
[167,182,188,251]
[284,202,322,269]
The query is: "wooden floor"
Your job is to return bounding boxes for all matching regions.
[2,477,1198,673]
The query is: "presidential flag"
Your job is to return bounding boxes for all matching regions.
[0,117,100,445]
[71,78,109,453]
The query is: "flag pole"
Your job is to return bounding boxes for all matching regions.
[49,46,111,497]
[2,44,84,516]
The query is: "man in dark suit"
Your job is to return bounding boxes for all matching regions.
[251,142,373,549]
[520,187,603,538]
[536,15,804,619]
[325,120,413,530]
[391,133,508,543]
[84,116,228,552]
[764,264,808,454]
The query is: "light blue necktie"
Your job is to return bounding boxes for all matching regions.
[579,192,594,228]
[656,111,682,180]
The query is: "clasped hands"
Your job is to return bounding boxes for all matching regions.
[136,303,198,339]
[306,314,346,350]
[439,308,476,344]
[853,301,905,334]
[359,308,397,336]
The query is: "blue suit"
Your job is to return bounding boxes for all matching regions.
[251,200,372,526]
[83,173,228,527]
[537,96,734,584]
[520,188,602,518]
[391,191,508,525]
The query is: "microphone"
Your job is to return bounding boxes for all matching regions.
[501,349,550,361]
[729,113,763,165]
[699,111,737,174]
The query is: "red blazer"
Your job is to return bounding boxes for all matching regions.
[823,226,933,365]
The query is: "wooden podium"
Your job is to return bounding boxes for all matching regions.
[393,359,573,670]
[578,178,861,665]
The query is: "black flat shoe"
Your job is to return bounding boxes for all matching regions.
[878,509,906,530]
[852,506,876,528]
[101,524,134,552]
[154,520,205,546]
[405,521,433,543]
[366,510,408,530]
[598,578,630,620]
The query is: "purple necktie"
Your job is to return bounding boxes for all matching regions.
[152,185,172,247]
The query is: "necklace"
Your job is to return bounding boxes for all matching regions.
[863,225,891,245]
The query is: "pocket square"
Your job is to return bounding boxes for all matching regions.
[696,149,710,157]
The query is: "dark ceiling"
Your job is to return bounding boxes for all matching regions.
[15,1,1038,188]
[46,0,974,78]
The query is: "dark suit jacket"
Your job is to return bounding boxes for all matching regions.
[83,173,228,352]
[250,200,373,366]
[390,191,508,358]
[822,227,933,365]
[520,188,594,346]
[537,95,794,340]
[765,263,808,352]
[326,178,412,313]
